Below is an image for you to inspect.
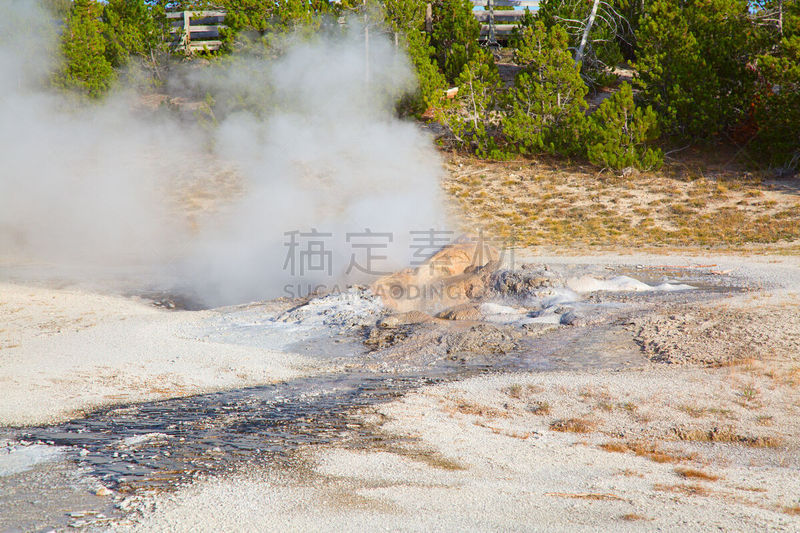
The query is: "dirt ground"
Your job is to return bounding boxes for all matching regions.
[443,150,800,252]
[0,282,316,426]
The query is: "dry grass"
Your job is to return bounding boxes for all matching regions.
[599,441,630,453]
[675,404,736,419]
[755,415,774,426]
[736,384,761,407]
[545,492,624,501]
[719,356,760,369]
[783,505,800,516]
[596,401,615,412]
[671,427,784,448]
[501,384,544,400]
[785,367,800,387]
[600,440,696,464]
[443,152,800,250]
[734,485,767,493]
[653,483,712,497]
[527,401,551,416]
[451,401,510,419]
[620,513,650,521]
[473,420,535,440]
[675,467,720,482]
[550,418,597,434]
[677,404,708,418]
[502,384,524,399]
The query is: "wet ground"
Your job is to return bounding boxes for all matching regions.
[0,266,745,532]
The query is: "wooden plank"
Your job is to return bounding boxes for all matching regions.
[479,24,519,36]
[474,11,527,22]
[188,25,225,32]
[188,40,223,51]
[425,3,432,32]
[170,26,224,34]
[170,21,226,28]
[471,0,539,6]
[166,11,226,19]
[481,24,518,32]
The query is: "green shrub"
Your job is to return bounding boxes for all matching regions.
[56,0,116,98]
[503,22,588,156]
[587,83,663,170]
[396,29,447,117]
[438,49,505,157]
[101,0,162,68]
[537,0,623,87]
[751,35,800,171]
[430,0,480,82]
[382,0,446,117]
[635,0,758,138]
[382,0,426,33]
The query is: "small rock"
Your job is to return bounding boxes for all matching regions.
[560,311,579,326]
[436,303,481,321]
[96,487,112,497]
[379,310,433,328]
[620,166,639,178]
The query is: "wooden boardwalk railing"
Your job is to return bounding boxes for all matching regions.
[471,0,538,39]
[167,11,226,53]
[166,2,539,54]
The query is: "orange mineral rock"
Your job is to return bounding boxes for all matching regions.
[372,240,500,313]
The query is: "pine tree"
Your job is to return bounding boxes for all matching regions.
[102,0,163,69]
[635,0,757,138]
[537,0,625,87]
[382,0,446,116]
[430,0,480,82]
[383,0,426,34]
[397,29,447,117]
[503,21,588,155]
[587,83,663,170]
[438,49,505,157]
[752,35,800,171]
[57,0,116,98]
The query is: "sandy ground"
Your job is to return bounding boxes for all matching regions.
[118,363,800,531]
[110,253,800,531]
[0,282,318,426]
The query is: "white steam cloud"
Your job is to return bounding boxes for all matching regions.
[0,2,446,306]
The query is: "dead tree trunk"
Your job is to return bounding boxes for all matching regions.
[575,0,600,65]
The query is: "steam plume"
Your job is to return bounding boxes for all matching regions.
[0,2,446,306]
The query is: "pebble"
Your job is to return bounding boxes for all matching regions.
[560,311,578,326]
